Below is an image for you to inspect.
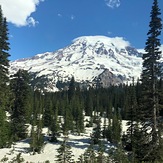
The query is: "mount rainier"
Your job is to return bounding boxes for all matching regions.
[10,36,148,91]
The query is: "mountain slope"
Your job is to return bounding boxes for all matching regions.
[10,36,143,91]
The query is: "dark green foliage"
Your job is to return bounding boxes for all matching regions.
[0,5,11,148]
[30,117,44,155]
[112,111,122,144]
[78,142,108,163]
[96,141,108,163]
[31,125,44,154]
[71,96,85,134]
[106,111,121,144]
[41,81,140,131]
[123,83,137,120]
[0,6,10,80]
[123,83,139,153]
[0,109,11,148]
[68,77,75,102]
[10,69,32,141]
[91,117,102,144]
[102,115,107,139]
[30,90,44,154]
[49,104,60,142]
[105,117,112,142]
[43,97,53,127]
[84,88,93,116]
[75,106,84,133]
[30,125,38,154]
[56,137,74,163]
[138,0,163,161]
[62,104,74,135]
[82,144,96,163]
[108,145,130,163]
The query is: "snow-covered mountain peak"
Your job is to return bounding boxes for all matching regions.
[72,36,130,49]
[10,35,143,92]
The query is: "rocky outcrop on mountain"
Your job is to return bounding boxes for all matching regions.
[93,69,126,88]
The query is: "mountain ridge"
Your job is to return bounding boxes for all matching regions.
[10,36,145,91]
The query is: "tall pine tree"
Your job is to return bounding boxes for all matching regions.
[10,69,31,141]
[139,0,163,161]
[55,137,74,163]
[0,6,10,83]
[0,5,11,148]
[30,90,44,154]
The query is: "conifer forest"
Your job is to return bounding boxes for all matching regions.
[0,0,163,162]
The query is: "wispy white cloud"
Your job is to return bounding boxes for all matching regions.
[27,17,39,27]
[57,13,75,21]
[105,0,121,9]
[0,0,45,27]
[57,13,63,18]
[70,15,75,20]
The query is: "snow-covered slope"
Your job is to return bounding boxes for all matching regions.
[10,36,143,91]
[0,117,128,162]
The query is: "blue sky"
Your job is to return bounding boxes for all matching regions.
[0,0,163,60]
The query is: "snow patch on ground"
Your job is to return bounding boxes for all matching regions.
[0,119,129,162]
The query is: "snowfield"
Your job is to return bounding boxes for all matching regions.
[0,119,128,162]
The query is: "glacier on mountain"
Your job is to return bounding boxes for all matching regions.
[10,36,145,91]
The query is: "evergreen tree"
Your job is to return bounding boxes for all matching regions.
[0,5,11,148]
[0,108,11,148]
[96,141,108,163]
[30,116,44,154]
[72,97,84,134]
[123,85,130,120]
[30,90,44,154]
[68,77,75,103]
[0,6,10,83]
[10,69,31,141]
[105,113,112,142]
[75,105,84,134]
[30,124,37,154]
[43,97,53,127]
[82,143,96,163]
[108,144,130,163]
[62,104,74,135]
[102,114,107,139]
[122,84,141,162]
[124,83,138,151]
[138,0,163,161]
[91,117,102,144]
[85,88,93,116]
[35,115,44,153]
[112,111,122,144]
[0,10,10,106]
[50,103,60,142]
[56,137,74,163]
